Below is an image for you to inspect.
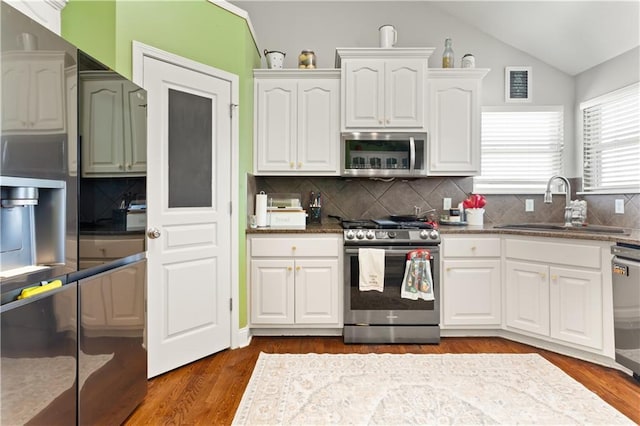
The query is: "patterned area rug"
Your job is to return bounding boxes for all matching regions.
[1,353,114,425]
[232,353,633,425]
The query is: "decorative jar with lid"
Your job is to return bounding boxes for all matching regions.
[298,50,317,69]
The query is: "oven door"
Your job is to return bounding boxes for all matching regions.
[344,246,440,325]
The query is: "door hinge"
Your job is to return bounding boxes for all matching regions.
[229,298,233,311]
[230,103,238,118]
[229,201,232,215]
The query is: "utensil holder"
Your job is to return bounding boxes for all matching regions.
[309,206,322,224]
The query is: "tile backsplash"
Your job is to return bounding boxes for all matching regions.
[248,175,639,229]
[79,177,146,225]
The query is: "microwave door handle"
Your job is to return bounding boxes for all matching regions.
[409,137,416,171]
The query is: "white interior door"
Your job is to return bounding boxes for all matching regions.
[143,55,232,378]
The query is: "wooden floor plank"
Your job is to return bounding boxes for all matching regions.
[125,336,640,425]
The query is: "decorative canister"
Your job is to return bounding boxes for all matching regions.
[264,49,285,69]
[461,53,476,68]
[298,50,316,69]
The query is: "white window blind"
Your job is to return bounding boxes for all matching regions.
[474,106,564,193]
[581,82,640,193]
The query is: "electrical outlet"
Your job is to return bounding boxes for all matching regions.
[615,199,625,214]
[525,199,534,212]
[443,198,452,210]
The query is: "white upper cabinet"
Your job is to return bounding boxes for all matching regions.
[4,0,66,35]
[80,72,147,177]
[336,48,433,132]
[2,51,66,133]
[427,69,489,176]
[254,69,340,175]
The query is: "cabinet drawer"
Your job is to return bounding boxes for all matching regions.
[443,237,501,258]
[251,237,340,257]
[80,236,145,259]
[505,238,601,268]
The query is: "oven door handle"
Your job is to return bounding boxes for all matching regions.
[409,136,416,171]
[345,248,434,260]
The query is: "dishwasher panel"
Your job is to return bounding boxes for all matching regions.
[612,244,640,380]
[0,282,78,425]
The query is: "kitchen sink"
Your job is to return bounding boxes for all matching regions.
[494,223,631,235]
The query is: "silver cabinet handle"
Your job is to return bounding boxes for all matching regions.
[147,227,161,239]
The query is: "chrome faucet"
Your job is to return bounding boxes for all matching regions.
[544,175,573,226]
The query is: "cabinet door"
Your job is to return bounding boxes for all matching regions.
[123,81,147,174]
[1,59,30,130]
[66,67,78,176]
[505,260,550,336]
[343,59,385,129]
[385,59,425,128]
[81,80,125,175]
[1,55,65,132]
[251,259,295,324]
[255,79,297,172]
[29,58,65,131]
[103,264,146,327]
[428,78,481,175]
[550,266,602,349]
[294,258,340,324]
[80,275,108,327]
[442,259,501,326]
[297,79,340,173]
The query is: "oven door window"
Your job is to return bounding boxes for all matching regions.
[348,251,434,310]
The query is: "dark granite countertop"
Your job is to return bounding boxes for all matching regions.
[79,222,145,236]
[246,221,639,244]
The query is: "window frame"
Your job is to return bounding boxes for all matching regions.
[474,105,565,195]
[579,82,640,195]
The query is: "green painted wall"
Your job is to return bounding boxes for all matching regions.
[62,0,260,329]
[61,0,116,68]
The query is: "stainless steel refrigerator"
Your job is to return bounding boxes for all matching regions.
[1,3,148,424]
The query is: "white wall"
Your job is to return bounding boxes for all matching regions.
[235,1,578,175]
[575,46,640,103]
[573,46,640,181]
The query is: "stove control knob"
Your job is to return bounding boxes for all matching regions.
[356,230,365,240]
[419,230,430,239]
[345,230,355,240]
[365,230,375,240]
[429,230,439,239]
[388,231,397,239]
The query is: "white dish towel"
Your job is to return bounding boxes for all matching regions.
[358,248,385,292]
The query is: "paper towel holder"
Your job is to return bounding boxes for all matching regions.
[255,191,269,228]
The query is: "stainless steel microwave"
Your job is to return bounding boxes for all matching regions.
[341,132,428,177]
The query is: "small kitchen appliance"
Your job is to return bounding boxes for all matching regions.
[341,132,429,177]
[267,193,306,229]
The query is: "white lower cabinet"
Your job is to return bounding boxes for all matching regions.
[505,238,604,351]
[78,235,146,329]
[441,236,501,327]
[249,234,342,328]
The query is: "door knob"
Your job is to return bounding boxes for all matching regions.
[147,227,161,239]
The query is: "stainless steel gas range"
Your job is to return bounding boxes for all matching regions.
[342,219,441,344]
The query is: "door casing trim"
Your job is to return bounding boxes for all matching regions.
[131,41,241,349]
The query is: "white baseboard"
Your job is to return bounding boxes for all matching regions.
[234,326,252,348]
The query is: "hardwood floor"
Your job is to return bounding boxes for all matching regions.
[125,336,640,425]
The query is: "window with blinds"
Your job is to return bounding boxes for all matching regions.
[474,106,564,193]
[581,82,640,193]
